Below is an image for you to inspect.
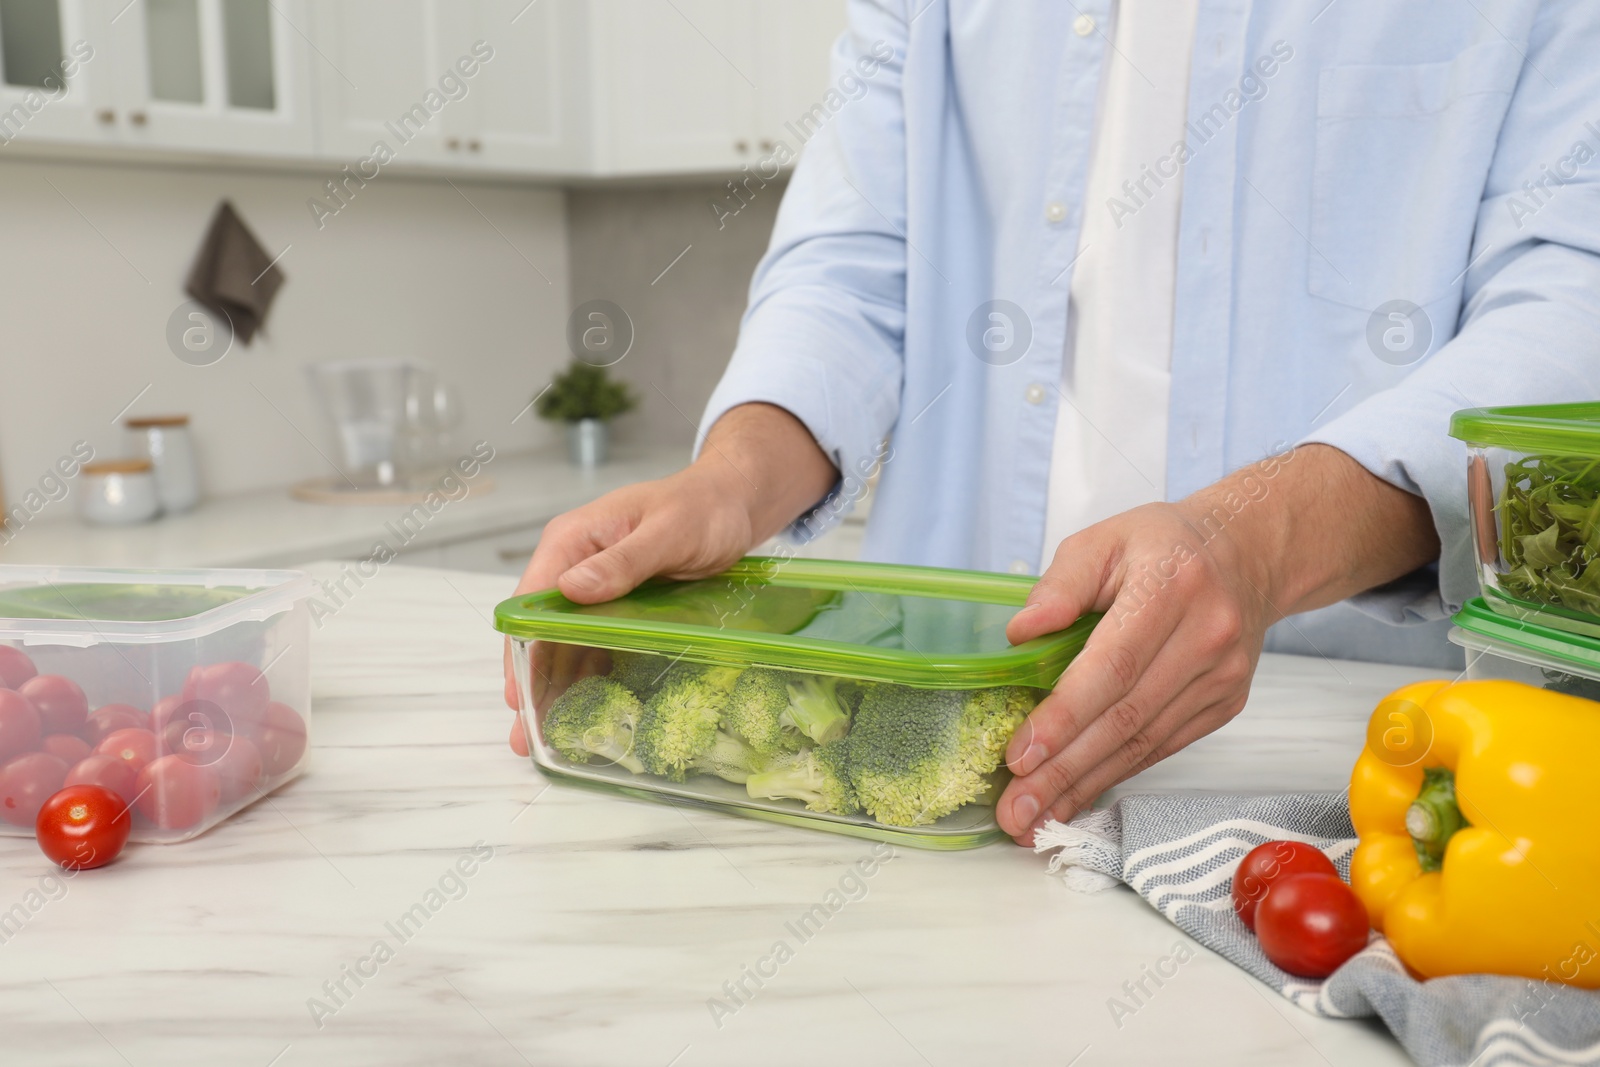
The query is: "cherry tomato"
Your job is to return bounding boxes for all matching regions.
[134,755,221,831]
[64,754,139,807]
[85,703,149,745]
[155,698,231,757]
[0,646,37,689]
[36,785,130,870]
[1232,840,1338,931]
[19,674,88,736]
[208,734,263,804]
[0,752,68,826]
[1255,873,1371,978]
[181,662,269,731]
[251,702,306,778]
[0,689,42,762]
[95,728,159,775]
[40,734,91,765]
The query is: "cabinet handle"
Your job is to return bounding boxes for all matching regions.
[128,110,148,126]
[96,108,115,125]
[497,548,537,562]
[445,137,461,150]
[467,138,481,152]
[734,139,749,153]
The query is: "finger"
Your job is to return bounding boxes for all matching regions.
[1006,526,1119,646]
[1019,695,1246,845]
[504,637,518,710]
[998,623,1245,838]
[513,501,635,598]
[557,514,703,604]
[1004,576,1191,775]
[508,716,529,757]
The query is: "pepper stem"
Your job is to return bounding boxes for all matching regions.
[1405,766,1469,873]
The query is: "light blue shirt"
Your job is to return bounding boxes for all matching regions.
[699,0,1600,668]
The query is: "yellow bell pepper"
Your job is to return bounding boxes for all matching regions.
[1349,679,1600,988]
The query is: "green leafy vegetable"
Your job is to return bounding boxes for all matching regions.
[1496,454,1600,615]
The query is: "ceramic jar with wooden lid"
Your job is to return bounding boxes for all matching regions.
[126,415,200,514]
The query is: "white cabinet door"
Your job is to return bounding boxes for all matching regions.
[439,0,584,174]
[307,0,456,167]
[590,0,756,175]
[0,0,115,146]
[753,0,846,155]
[105,0,315,156]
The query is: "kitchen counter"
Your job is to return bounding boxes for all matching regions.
[0,563,1431,1066]
[0,445,685,570]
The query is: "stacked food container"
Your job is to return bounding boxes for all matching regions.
[0,567,313,843]
[1450,402,1600,692]
[496,557,1094,849]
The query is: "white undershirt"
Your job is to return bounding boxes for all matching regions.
[1041,0,1199,568]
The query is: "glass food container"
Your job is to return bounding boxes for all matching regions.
[495,557,1095,849]
[0,566,313,843]
[1450,597,1600,700]
[1451,402,1600,638]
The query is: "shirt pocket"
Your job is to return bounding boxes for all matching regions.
[1308,41,1520,311]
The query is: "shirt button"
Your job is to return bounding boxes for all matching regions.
[1045,201,1068,223]
[1025,383,1046,404]
[1073,13,1096,36]
[1009,559,1032,575]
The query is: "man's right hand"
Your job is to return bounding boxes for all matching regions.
[502,403,838,735]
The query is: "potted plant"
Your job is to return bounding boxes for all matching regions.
[536,360,637,467]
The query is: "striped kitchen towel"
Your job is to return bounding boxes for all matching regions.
[1034,792,1600,1067]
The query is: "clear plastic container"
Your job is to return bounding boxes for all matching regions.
[1449,597,1600,701]
[1451,402,1600,638]
[0,566,313,842]
[495,557,1094,849]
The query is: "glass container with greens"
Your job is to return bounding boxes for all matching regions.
[1451,403,1600,637]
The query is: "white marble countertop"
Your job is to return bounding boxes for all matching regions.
[0,563,1438,1066]
[0,445,685,570]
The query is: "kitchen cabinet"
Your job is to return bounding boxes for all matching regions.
[104,0,315,156]
[586,0,845,176]
[0,0,112,145]
[309,0,584,174]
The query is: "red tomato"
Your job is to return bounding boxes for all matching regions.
[95,728,159,775]
[251,702,306,778]
[85,703,149,744]
[0,646,37,689]
[40,734,91,765]
[209,735,263,804]
[181,662,269,731]
[155,699,232,758]
[1232,840,1338,931]
[19,674,88,736]
[0,689,41,761]
[134,755,221,831]
[1255,873,1371,978]
[36,785,130,870]
[64,754,139,807]
[0,752,68,826]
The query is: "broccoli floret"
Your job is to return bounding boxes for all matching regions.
[606,650,673,698]
[784,676,851,744]
[721,669,852,753]
[634,664,743,781]
[746,739,858,814]
[687,730,766,784]
[722,668,800,754]
[834,679,873,716]
[847,685,1036,827]
[543,676,646,774]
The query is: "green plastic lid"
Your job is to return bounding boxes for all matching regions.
[1449,402,1600,455]
[0,582,253,622]
[494,556,1095,690]
[1450,597,1600,672]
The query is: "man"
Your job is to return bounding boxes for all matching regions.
[507,1,1600,844]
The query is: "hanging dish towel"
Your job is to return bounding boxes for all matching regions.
[184,200,285,343]
[1035,793,1600,1067]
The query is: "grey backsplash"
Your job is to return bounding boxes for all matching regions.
[564,178,787,450]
